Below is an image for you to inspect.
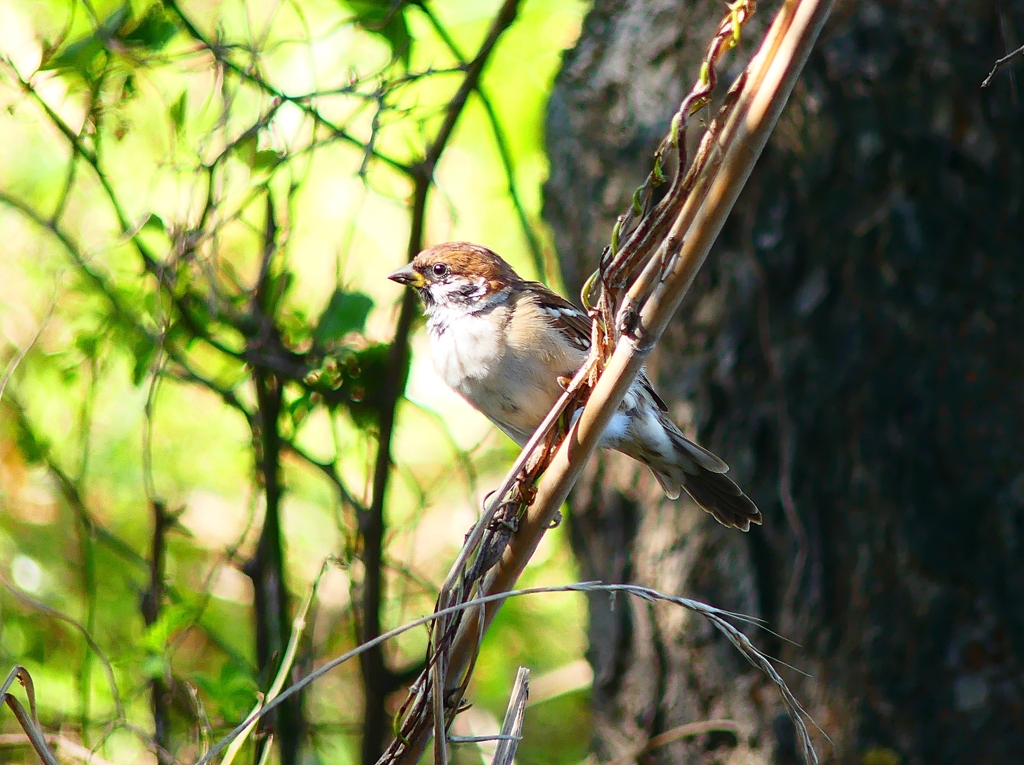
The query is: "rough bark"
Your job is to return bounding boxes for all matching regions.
[545,1,1024,763]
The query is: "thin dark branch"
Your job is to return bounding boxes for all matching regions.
[422,0,521,173]
[359,2,524,761]
[246,197,303,765]
[474,88,546,279]
[420,3,546,279]
[359,178,423,765]
[280,438,368,515]
[416,3,545,277]
[141,501,173,764]
[163,0,412,175]
[0,580,122,721]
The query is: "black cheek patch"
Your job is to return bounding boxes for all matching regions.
[456,278,487,296]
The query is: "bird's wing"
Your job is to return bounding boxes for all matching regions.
[638,372,669,412]
[525,283,669,413]
[523,281,592,352]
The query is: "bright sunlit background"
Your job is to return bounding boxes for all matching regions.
[0,0,592,762]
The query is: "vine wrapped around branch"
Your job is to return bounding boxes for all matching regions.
[377,1,832,763]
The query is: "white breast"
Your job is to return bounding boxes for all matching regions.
[427,297,586,445]
[429,308,506,393]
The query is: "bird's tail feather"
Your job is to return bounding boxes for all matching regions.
[646,423,762,532]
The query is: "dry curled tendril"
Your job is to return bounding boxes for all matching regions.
[582,0,756,369]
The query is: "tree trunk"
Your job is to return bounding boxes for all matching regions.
[544,1,1024,763]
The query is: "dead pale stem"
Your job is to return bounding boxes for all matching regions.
[2,667,60,765]
[394,0,834,762]
[220,562,326,765]
[197,581,784,765]
[490,666,529,765]
[982,42,1024,87]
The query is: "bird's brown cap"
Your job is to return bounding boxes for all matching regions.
[388,242,519,290]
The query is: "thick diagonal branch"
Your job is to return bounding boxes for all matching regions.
[389,0,834,761]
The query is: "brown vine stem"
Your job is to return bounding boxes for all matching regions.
[396,0,835,761]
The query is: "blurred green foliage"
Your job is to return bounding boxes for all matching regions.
[0,0,590,763]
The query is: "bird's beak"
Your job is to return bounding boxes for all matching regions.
[387,263,425,288]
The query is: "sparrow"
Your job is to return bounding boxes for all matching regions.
[388,242,761,531]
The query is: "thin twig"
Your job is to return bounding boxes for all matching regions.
[163,0,412,174]
[141,498,173,764]
[198,580,798,765]
[416,8,546,279]
[0,297,56,406]
[0,578,123,720]
[2,667,60,765]
[490,667,529,765]
[982,42,1024,87]
[476,89,547,279]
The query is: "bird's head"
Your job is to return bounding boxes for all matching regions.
[387,242,520,314]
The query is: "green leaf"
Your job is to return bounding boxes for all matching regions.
[313,289,374,345]
[253,149,283,171]
[194,660,258,722]
[121,73,136,100]
[143,213,167,233]
[39,4,177,79]
[141,654,169,680]
[39,6,128,78]
[285,389,316,430]
[168,92,187,135]
[231,135,283,172]
[345,343,396,429]
[263,268,294,317]
[120,5,178,51]
[313,343,396,429]
[129,331,157,386]
[341,0,412,67]
[140,604,193,654]
[14,417,48,465]
[74,333,99,358]
[233,133,258,167]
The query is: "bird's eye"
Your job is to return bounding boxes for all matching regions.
[431,263,449,278]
